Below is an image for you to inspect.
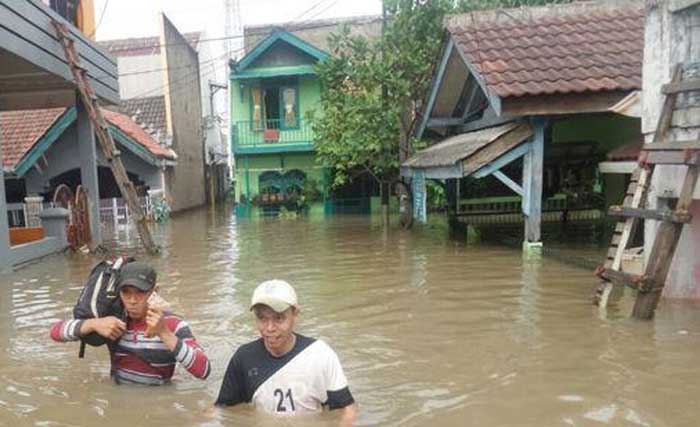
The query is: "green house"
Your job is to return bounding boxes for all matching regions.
[230,30,330,215]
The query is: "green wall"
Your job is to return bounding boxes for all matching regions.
[234,152,326,203]
[231,75,321,124]
[552,113,641,153]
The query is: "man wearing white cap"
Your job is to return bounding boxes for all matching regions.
[215,279,357,425]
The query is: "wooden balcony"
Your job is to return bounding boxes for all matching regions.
[0,0,119,110]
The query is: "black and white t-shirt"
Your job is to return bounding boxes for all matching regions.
[215,334,354,414]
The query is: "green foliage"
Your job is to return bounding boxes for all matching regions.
[152,197,170,223]
[426,180,447,211]
[454,0,573,11]
[302,178,323,203]
[309,0,451,188]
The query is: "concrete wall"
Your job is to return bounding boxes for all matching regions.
[117,54,163,99]
[232,75,321,123]
[643,0,700,298]
[161,14,206,212]
[22,123,163,195]
[0,124,11,272]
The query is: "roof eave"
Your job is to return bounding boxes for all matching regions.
[235,29,329,73]
[14,107,76,178]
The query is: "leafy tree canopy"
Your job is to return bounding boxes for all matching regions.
[309,0,573,189]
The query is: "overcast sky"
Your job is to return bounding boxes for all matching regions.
[93,0,382,41]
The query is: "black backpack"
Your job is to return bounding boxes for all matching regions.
[73,256,133,357]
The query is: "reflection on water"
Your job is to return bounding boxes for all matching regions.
[1,207,700,426]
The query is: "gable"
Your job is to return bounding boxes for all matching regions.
[235,30,328,75]
[247,40,319,69]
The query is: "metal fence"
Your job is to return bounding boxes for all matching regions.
[98,197,153,228]
[6,197,153,229]
[232,118,314,150]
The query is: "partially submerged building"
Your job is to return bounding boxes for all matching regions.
[402,1,643,249]
[641,0,700,299]
[1,0,119,270]
[99,15,222,212]
[1,107,176,206]
[232,17,382,216]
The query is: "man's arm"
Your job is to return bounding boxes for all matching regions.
[147,308,211,379]
[338,402,358,427]
[215,351,247,406]
[50,317,125,342]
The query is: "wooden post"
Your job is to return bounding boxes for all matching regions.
[51,20,158,254]
[522,118,545,250]
[76,98,101,247]
[112,197,118,229]
[0,128,11,271]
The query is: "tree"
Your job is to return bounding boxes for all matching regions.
[309,0,573,208]
[309,0,451,207]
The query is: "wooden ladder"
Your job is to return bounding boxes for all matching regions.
[596,63,700,319]
[51,20,159,254]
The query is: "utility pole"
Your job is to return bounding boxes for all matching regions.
[207,81,228,208]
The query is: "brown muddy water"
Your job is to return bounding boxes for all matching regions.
[1,207,700,427]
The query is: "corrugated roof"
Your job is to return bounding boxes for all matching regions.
[404,122,524,168]
[447,3,644,99]
[98,32,201,57]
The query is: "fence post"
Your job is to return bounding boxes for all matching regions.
[24,196,45,228]
[112,198,118,229]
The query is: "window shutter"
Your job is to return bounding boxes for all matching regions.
[251,87,263,130]
[282,87,298,128]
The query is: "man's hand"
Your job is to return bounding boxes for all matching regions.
[81,317,126,341]
[146,305,178,350]
[145,305,166,338]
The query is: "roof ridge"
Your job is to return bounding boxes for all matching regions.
[447,1,642,32]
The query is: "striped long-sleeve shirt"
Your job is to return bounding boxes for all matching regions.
[50,314,210,385]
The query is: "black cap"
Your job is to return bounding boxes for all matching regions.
[117,262,157,292]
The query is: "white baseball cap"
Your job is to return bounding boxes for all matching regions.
[250,279,298,313]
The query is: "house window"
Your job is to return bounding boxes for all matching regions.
[251,83,299,131]
[281,86,298,129]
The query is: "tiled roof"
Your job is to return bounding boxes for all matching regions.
[119,96,168,144]
[103,110,176,160]
[1,108,65,170]
[98,32,201,57]
[0,107,174,172]
[447,4,644,98]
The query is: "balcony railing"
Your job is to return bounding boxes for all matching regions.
[231,119,314,152]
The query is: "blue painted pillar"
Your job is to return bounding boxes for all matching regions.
[0,123,11,272]
[412,170,427,223]
[522,118,546,250]
[76,99,102,246]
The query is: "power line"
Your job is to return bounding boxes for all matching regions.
[88,0,110,38]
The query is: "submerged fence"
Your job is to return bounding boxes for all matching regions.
[6,195,157,229]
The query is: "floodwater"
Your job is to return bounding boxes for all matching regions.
[1,207,700,427]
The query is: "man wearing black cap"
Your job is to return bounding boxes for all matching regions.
[50,261,211,385]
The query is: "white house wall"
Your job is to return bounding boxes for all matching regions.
[117,54,164,100]
[643,0,700,298]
